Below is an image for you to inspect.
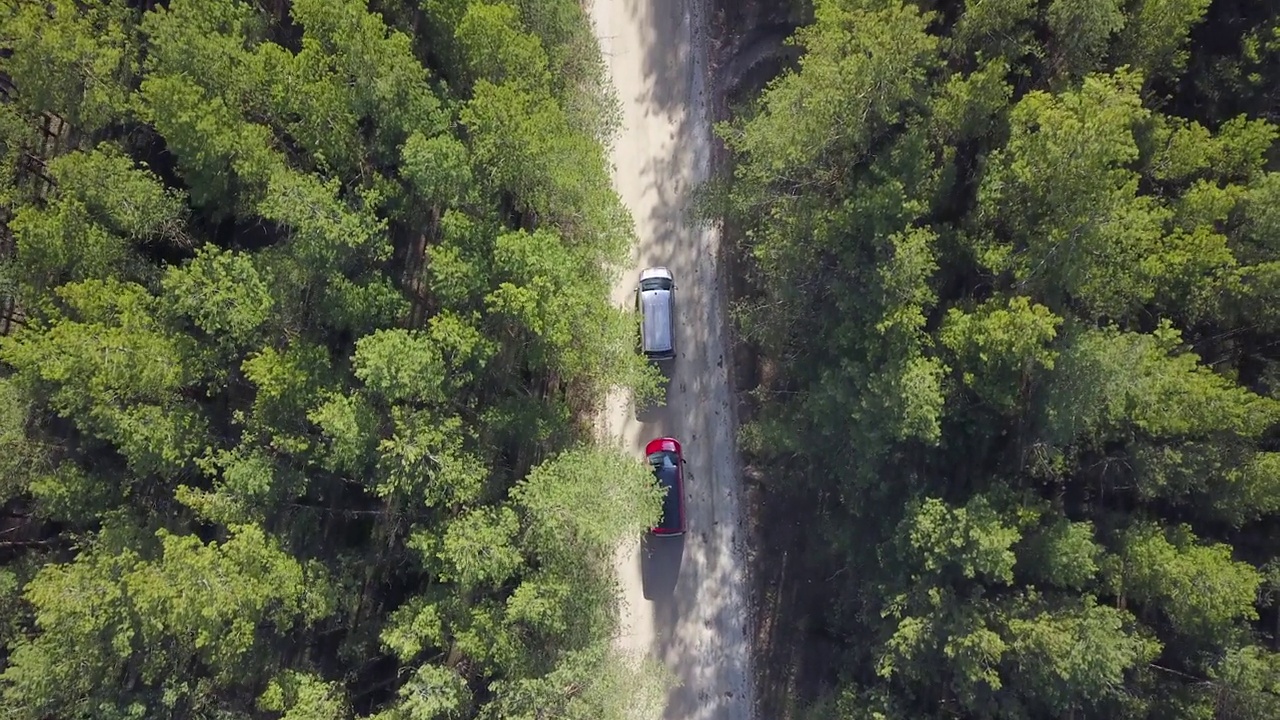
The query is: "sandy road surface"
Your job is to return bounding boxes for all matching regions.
[589,1,753,718]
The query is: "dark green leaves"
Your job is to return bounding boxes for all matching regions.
[722,1,1280,717]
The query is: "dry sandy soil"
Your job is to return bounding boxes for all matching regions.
[588,1,755,718]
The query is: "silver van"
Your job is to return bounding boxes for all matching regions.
[637,267,675,361]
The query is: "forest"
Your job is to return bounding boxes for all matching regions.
[721,0,1280,717]
[0,0,672,718]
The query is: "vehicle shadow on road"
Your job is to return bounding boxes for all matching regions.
[641,533,685,600]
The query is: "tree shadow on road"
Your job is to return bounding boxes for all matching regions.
[635,360,674,423]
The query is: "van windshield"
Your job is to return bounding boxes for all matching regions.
[640,277,673,292]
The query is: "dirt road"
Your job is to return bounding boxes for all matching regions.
[589,1,754,718]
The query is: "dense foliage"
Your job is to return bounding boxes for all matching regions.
[0,1,669,718]
[722,0,1280,717]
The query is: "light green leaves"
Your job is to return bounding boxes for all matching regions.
[900,495,1022,585]
[941,296,1062,412]
[1004,596,1159,714]
[352,313,491,408]
[976,70,1171,318]
[124,526,333,673]
[1111,523,1261,639]
[241,342,332,453]
[10,199,127,303]
[1118,0,1213,81]
[462,80,616,238]
[952,0,1037,62]
[728,0,939,186]
[486,227,644,395]
[0,378,46,505]
[402,132,474,206]
[1,279,205,476]
[179,445,294,525]
[858,227,947,447]
[288,0,446,154]
[2,525,334,718]
[1208,645,1280,720]
[375,411,486,506]
[1,0,140,132]
[49,145,187,240]
[421,506,524,589]
[1038,323,1280,448]
[353,329,449,406]
[256,167,390,270]
[1017,518,1102,589]
[481,643,672,720]
[381,595,447,663]
[513,446,664,564]
[163,245,273,345]
[455,2,553,91]
[139,0,276,211]
[457,38,628,252]
[1045,0,1126,78]
[7,143,183,301]
[385,664,471,720]
[308,391,380,476]
[259,671,351,720]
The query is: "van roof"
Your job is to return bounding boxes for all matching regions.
[640,287,673,354]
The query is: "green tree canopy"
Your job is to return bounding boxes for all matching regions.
[720,0,1280,717]
[0,0,667,717]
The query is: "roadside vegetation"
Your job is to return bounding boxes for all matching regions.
[721,0,1280,717]
[0,1,670,717]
